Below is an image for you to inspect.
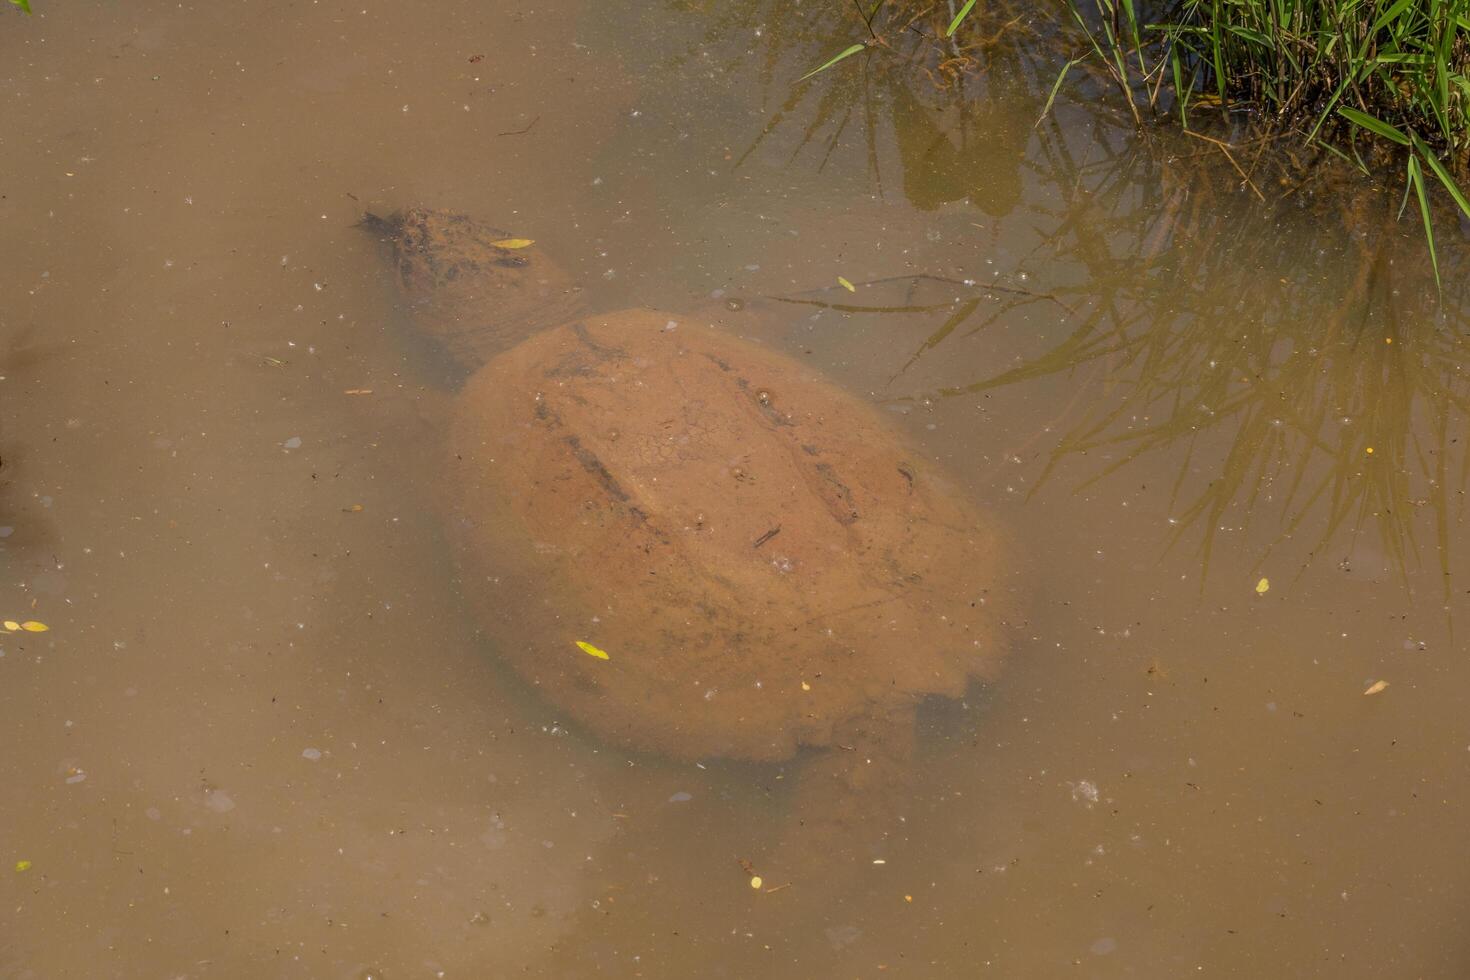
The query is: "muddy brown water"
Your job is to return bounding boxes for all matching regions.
[4,1,1470,977]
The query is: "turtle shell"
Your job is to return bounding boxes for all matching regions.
[447,308,1005,762]
[365,207,585,368]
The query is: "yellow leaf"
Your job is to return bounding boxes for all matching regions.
[1363,679,1389,696]
[1254,577,1270,595]
[800,680,811,691]
[20,621,48,632]
[14,860,31,872]
[2,621,18,631]
[837,276,856,292]
[749,875,763,889]
[575,640,609,660]
[490,238,535,249]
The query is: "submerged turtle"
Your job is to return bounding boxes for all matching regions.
[366,207,1011,858]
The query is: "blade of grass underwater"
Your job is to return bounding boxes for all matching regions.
[945,0,977,37]
[799,43,867,81]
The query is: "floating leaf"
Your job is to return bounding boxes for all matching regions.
[749,875,763,889]
[2,621,18,631]
[20,621,48,632]
[1254,578,1270,595]
[14,860,31,872]
[490,238,535,249]
[575,640,609,660]
[1363,679,1389,696]
[837,276,856,292]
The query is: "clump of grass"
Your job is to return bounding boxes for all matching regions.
[1050,0,1470,279]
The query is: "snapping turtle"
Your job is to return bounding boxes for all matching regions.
[367,207,1009,857]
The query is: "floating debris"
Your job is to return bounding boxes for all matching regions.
[575,640,610,660]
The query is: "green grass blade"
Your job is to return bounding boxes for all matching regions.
[1038,57,1085,126]
[1339,106,1411,144]
[1406,154,1440,289]
[945,0,978,37]
[1412,133,1470,219]
[799,43,867,82]
[9,0,32,11]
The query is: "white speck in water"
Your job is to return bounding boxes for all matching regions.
[283,436,302,450]
[302,747,322,761]
[668,791,693,803]
[1068,780,1100,806]
[205,790,236,813]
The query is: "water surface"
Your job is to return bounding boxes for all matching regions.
[4,1,1470,977]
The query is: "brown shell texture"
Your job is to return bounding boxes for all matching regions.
[447,309,1006,763]
[364,207,586,368]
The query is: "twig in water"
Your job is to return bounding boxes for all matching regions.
[497,115,541,137]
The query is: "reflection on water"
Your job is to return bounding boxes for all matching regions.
[4,0,1470,977]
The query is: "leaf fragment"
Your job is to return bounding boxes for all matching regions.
[2,621,18,632]
[575,640,610,660]
[837,276,856,292]
[490,238,535,249]
[749,875,763,889]
[14,860,31,872]
[1254,577,1270,594]
[1363,679,1389,696]
[20,621,48,632]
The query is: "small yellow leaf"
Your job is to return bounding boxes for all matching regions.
[1254,578,1270,595]
[490,238,535,250]
[1365,446,1375,455]
[800,680,811,691]
[1363,679,1389,696]
[837,276,856,292]
[20,621,48,632]
[904,894,913,903]
[15,860,31,872]
[749,875,763,890]
[347,504,365,512]
[2,621,18,631]
[575,640,609,660]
